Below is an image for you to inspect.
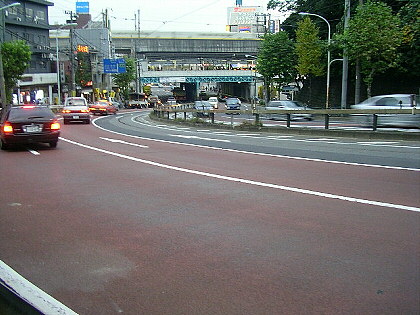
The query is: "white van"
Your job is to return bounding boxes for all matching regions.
[208,97,219,109]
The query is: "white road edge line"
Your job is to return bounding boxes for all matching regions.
[59,136,420,213]
[92,115,420,172]
[0,260,78,314]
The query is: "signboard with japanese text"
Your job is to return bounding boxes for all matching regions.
[227,6,263,26]
[103,58,126,73]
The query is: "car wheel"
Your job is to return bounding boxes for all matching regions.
[63,119,69,124]
[49,141,58,148]
[0,139,10,150]
[85,119,90,124]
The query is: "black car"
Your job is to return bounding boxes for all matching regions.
[0,105,61,150]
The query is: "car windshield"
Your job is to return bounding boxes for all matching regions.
[67,99,86,106]
[226,99,239,105]
[9,107,54,120]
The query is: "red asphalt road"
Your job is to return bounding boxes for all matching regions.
[0,120,419,314]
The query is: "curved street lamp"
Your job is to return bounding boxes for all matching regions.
[298,12,331,109]
[0,2,21,109]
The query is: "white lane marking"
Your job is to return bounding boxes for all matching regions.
[266,135,294,139]
[59,136,420,213]
[92,115,420,172]
[212,131,234,134]
[28,149,40,155]
[306,138,337,141]
[100,137,149,148]
[169,134,231,142]
[358,141,399,145]
[357,142,420,149]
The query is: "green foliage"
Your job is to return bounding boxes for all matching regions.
[397,1,420,74]
[256,31,297,86]
[236,120,263,130]
[1,40,31,102]
[343,0,403,96]
[112,57,136,101]
[295,17,324,77]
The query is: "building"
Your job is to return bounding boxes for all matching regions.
[3,0,56,104]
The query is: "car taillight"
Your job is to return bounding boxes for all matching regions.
[62,109,71,113]
[81,109,89,113]
[51,122,60,130]
[3,122,13,133]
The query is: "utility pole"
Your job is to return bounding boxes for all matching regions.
[135,9,141,94]
[341,0,350,109]
[65,11,77,96]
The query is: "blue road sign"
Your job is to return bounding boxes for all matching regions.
[103,58,126,73]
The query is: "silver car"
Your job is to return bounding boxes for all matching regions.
[194,101,213,117]
[264,100,313,121]
[351,94,419,128]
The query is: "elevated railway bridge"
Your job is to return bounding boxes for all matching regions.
[53,30,262,101]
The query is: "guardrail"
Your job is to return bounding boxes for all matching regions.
[153,105,419,131]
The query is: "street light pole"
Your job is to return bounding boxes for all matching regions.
[0,2,21,109]
[245,54,258,109]
[299,12,331,109]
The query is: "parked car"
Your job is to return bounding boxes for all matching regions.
[126,92,148,109]
[264,100,313,121]
[225,98,241,114]
[0,105,60,150]
[148,95,161,108]
[351,94,419,128]
[193,101,213,117]
[62,97,91,124]
[208,97,219,109]
[167,97,177,106]
[108,97,121,110]
[89,100,117,115]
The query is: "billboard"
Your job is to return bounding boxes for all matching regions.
[76,2,89,14]
[227,6,263,26]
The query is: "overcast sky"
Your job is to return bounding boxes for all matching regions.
[48,0,283,32]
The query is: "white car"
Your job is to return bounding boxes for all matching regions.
[208,97,219,109]
[351,94,419,128]
[62,97,91,124]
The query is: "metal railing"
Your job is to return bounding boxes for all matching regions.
[153,105,419,131]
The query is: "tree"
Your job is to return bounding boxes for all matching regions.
[295,17,324,77]
[75,52,92,88]
[2,40,31,104]
[342,1,403,97]
[397,0,420,75]
[112,57,136,103]
[256,31,297,103]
